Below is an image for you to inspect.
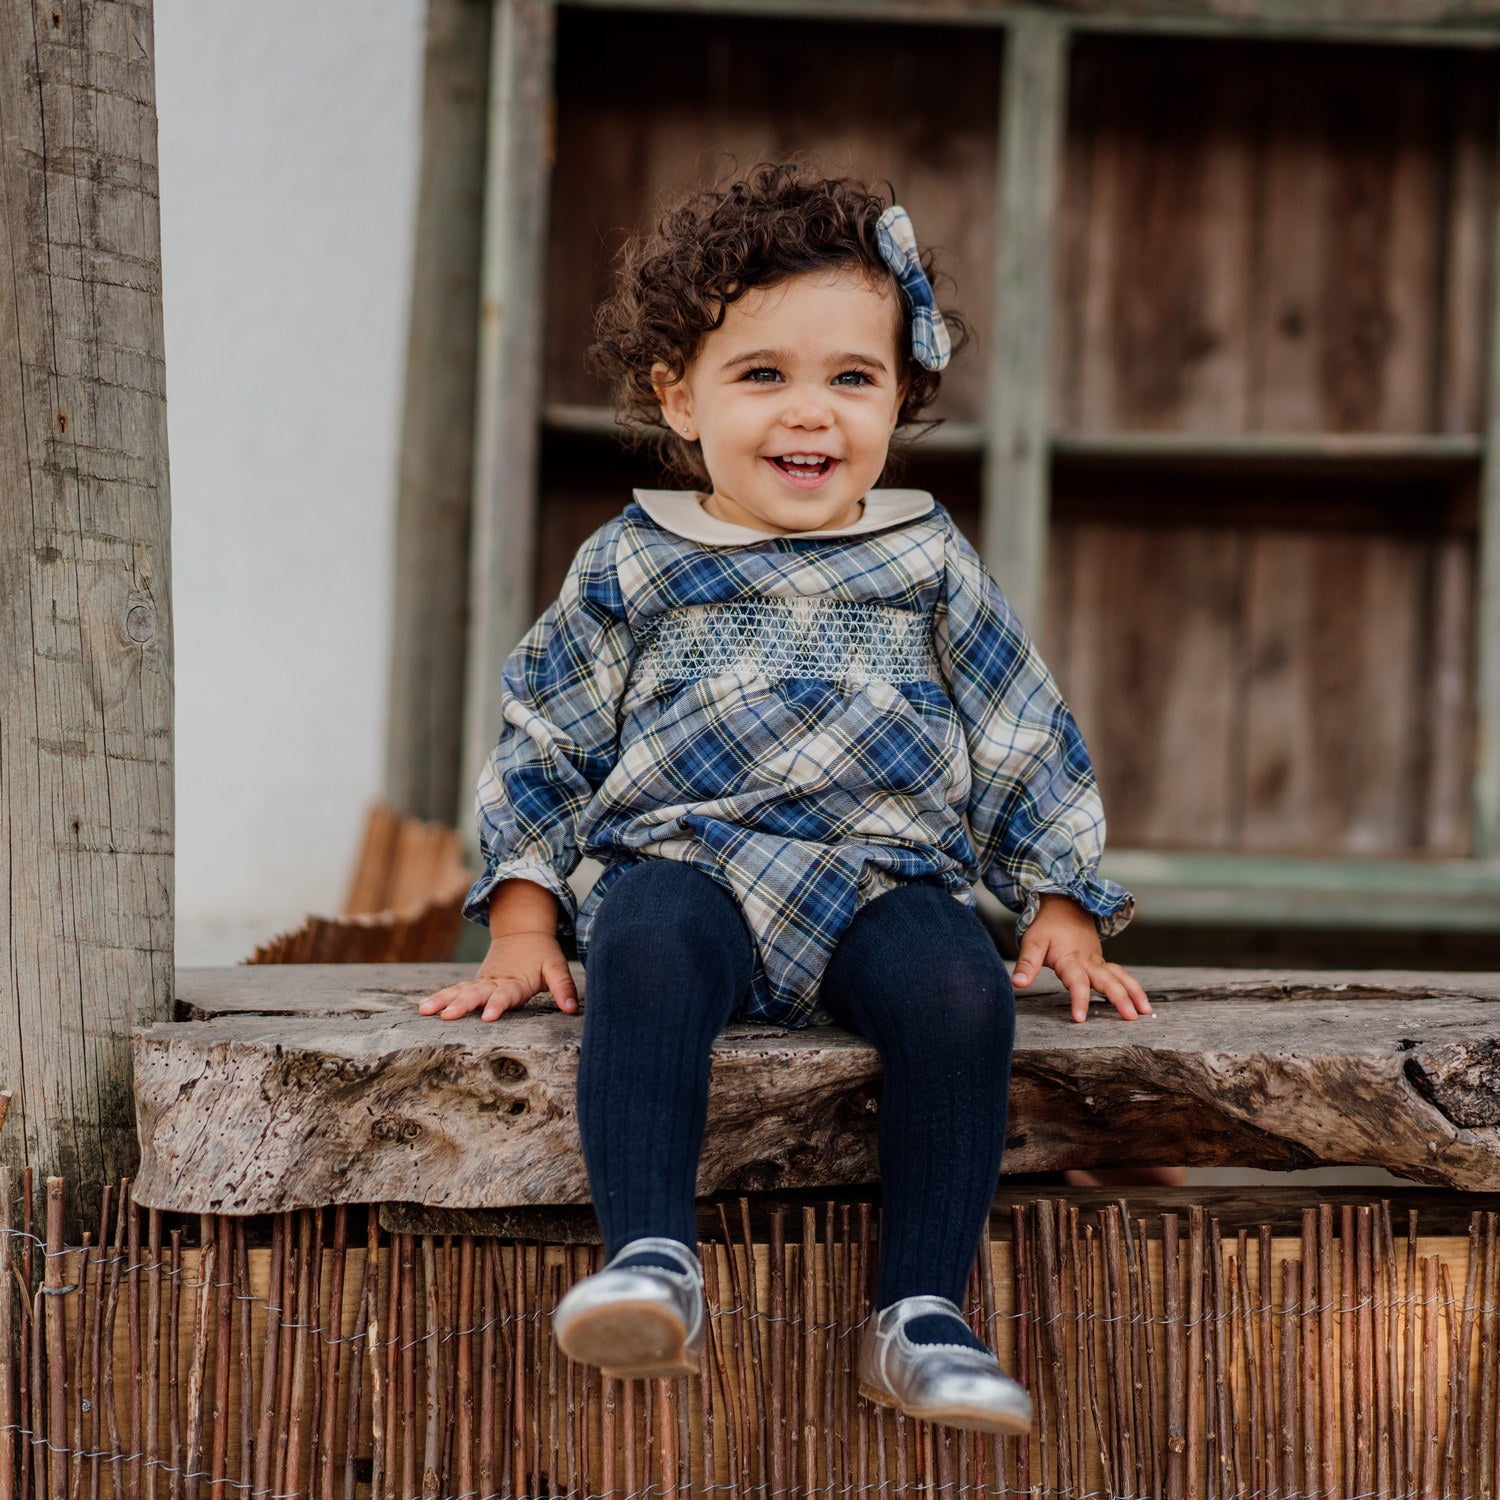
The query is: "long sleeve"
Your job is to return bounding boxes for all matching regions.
[933,520,1134,942]
[461,520,635,933]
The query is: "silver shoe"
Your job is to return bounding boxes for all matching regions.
[552,1236,704,1379]
[858,1294,1033,1436]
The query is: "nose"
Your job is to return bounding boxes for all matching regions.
[780,386,833,430]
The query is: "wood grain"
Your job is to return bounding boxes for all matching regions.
[982,10,1068,632]
[1056,35,1496,439]
[1046,518,1244,849]
[1476,75,1500,859]
[1046,479,1477,858]
[131,962,1500,1213]
[1240,528,1427,855]
[0,0,173,1228]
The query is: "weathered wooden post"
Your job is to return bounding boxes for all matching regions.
[0,0,173,1224]
[386,0,492,823]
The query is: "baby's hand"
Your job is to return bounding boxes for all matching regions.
[418,932,579,1021]
[1011,894,1152,1024]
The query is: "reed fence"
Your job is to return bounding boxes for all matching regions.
[0,1169,1493,1499]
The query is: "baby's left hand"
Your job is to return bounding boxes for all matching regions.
[1012,894,1152,1024]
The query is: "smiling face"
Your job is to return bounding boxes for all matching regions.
[653,267,909,535]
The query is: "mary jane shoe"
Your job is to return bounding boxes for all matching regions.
[552,1236,704,1379]
[858,1294,1033,1436]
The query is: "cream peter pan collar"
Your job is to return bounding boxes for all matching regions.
[632,488,935,546]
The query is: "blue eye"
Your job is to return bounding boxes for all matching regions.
[835,370,873,387]
[743,367,781,383]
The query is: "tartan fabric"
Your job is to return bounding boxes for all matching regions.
[875,205,953,372]
[464,497,1134,1027]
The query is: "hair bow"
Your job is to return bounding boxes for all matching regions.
[875,205,952,373]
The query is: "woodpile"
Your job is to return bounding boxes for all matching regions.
[247,805,472,965]
[1,1171,1499,1499]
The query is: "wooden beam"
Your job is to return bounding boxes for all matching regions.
[0,0,174,1225]
[982,11,1068,631]
[563,0,1500,47]
[460,0,556,830]
[379,1184,1500,1241]
[135,963,1500,1213]
[386,0,493,823]
[1054,429,1483,475]
[1098,849,1500,929]
[545,403,1487,472]
[542,402,988,454]
[1475,89,1500,859]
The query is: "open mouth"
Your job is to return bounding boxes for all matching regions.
[768,454,839,486]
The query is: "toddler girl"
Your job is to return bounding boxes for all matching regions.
[420,162,1151,1437]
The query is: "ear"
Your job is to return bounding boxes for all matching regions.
[652,361,696,441]
[889,375,910,433]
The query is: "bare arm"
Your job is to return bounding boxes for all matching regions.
[418,880,580,1020]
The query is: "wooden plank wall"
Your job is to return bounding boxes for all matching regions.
[1045,35,1498,859]
[1044,474,1479,857]
[543,10,999,427]
[533,14,1499,865]
[1053,37,1493,440]
[537,9,998,585]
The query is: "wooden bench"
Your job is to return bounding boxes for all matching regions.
[131,963,1500,1215]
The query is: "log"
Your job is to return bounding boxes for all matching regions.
[132,963,1500,1213]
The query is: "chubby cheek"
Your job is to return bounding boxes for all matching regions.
[855,411,899,469]
[703,402,758,450]
[706,432,762,478]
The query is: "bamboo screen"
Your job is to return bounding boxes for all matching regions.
[3,1172,1497,1498]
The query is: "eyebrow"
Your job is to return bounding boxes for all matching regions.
[719,347,891,376]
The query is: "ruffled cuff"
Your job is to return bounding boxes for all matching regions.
[1011,862,1135,944]
[461,857,579,935]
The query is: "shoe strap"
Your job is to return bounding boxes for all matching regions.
[879,1294,966,1324]
[610,1236,703,1283]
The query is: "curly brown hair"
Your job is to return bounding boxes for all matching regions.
[586,161,969,487]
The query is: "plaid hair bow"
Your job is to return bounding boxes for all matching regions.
[875,205,952,372]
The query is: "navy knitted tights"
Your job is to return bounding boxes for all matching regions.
[574,860,1015,1351]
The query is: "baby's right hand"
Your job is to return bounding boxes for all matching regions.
[418,932,579,1021]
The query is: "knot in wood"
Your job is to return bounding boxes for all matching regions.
[490,1056,528,1085]
[1405,1038,1500,1128]
[126,604,155,643]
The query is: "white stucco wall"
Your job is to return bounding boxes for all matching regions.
[156,2,426,963]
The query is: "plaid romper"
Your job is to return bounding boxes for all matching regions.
[463,488,1134,1027]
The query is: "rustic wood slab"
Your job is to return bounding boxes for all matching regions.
[132,963,1500,1213]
